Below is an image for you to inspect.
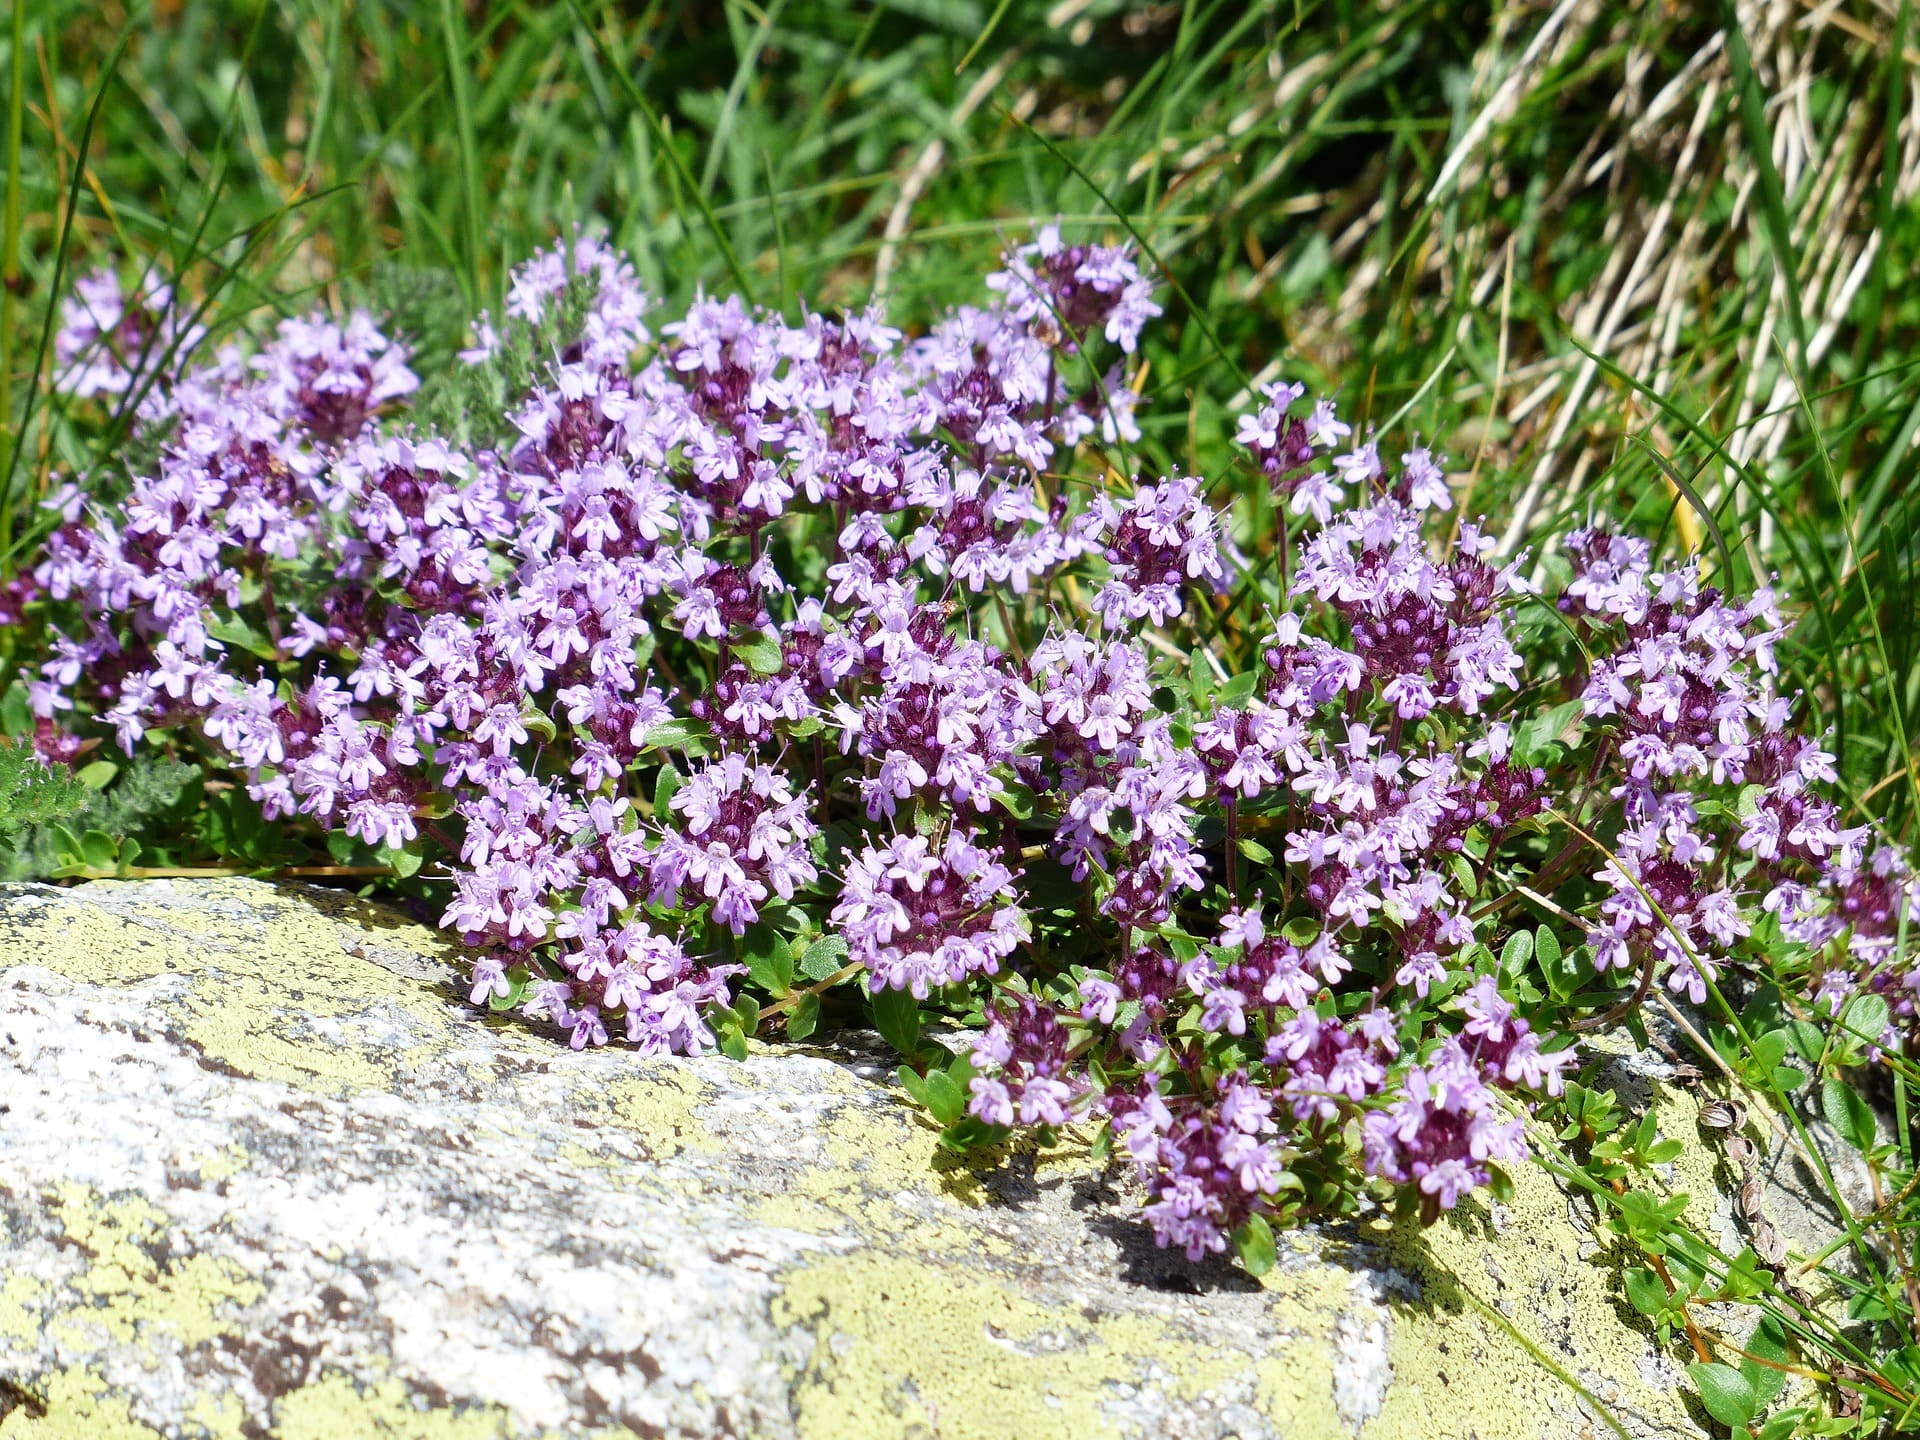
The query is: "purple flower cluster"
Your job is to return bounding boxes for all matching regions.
[1558,530,1917,1034]
[53,267,206,402]
[21,229,1909,1262]
[833,830,1024,997]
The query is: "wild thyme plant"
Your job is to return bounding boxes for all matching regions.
[13,231,1917,1288]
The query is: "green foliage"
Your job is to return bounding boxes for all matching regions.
[1689,1360,1762,1430]
[871,986,922,1060]
[1820,1075,1879,1155]
[1,752,199,881]
[0,741,86,838]
[896,1049,1006,1155]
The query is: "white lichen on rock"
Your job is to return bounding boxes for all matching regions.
[0,879,1826,1438]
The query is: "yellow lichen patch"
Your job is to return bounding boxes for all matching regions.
[0,899,203,986]
[45,1184,262,1352]
[182,1389,251,1440]
[760,1102,1117,1256]
[271,1372,567,1440]
[758,1160,995,1253]
[131,902,217,936]
[1651,1084,1740,1242]
[597,1065,726,1158]
[782,1101,989,1243]
[1245,1277,1349,1435]
[1250,1361,1347,1436]
[812,1073,961,1197]
[3,881,477,1094]
[0,1366,164,1440]
[0,1274,46,1347]
[1369,1157,1696,1440]
[775,1251,1302,1440]
[190,1145,252,1185]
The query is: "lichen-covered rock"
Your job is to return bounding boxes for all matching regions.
[0,878,1805,1439]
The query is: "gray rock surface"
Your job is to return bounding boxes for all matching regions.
[0,878,1823,1438]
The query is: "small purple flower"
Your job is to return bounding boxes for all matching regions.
[834,829,1027,998]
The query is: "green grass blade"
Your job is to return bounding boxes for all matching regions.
[1719,0,1808,361]
[441,0,487,305]
[0,0,28,502]
[565,0,757,302]
[0,24,135,564]
[1005,109,1249,391]
[955,0,1018,77]
[1622,434,1735,583]
[700,0,791,198]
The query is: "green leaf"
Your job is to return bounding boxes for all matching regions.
[1215,671,1257,709]
[1606,1190,1690,1253]
[895,1065,930,1107]
[1741,1314,1790,1405]
[799,935,850,982]
[640,718,713,753]
[1447,853,1478,898]
[1841,992,1891,1046]
[1686,1362,1758,1429]
[1623,1266,1667,1317]
[784,992,821,1042]
[745,930,795,997]
[734,631,784,675]
[79,829,118,870]
[1499,930,1533,978]
[1485,1162,1514,1204]
[1783,1018,1826,1067]
[488,965,533,1013]
[718,1026,750,1062]
[732,993,761,1036]
[205,611,280,660]
[0,684,30,737]
[382,845,425,879]
[999,781,1037,820]
[1822,1074,1878,1153]
[870,986,921,1057]
[1751,1029,1789,1072]
[76,760,118,790]
[1233,1213,1277,1277]
[653,763,683,816]
[1236,837,1273,865]
[1187,648,1214,700]
[1088,1125,1114,1165]
[922,1067,968,1125]
[1534,926,1562,974]
[1513,698,1584,763]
